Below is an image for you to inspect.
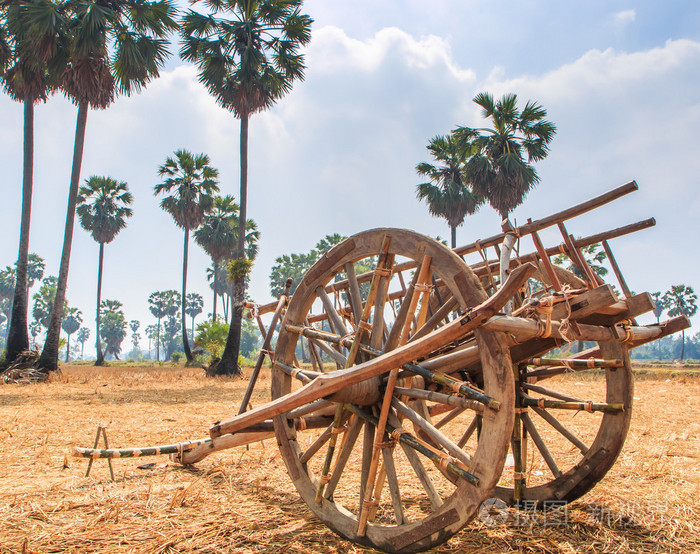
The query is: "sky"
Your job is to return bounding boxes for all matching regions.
[1,1,699,356]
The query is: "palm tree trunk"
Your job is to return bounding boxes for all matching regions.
[450,224,456,249]
[681,329,686,361]
[182,229,193,362]
[219,113,249,376]
[212,261,218,322]
[6,99,35,362]
[38,101,89,372]
[65,333,70,362]
[95,242,105,366]
[156,318,161,361]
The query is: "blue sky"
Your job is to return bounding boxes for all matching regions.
[1,1,698,355]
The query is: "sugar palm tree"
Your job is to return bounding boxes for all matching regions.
[662,285,698,361]
[181,0,312,375]
[77,176,133,365]
[2,0,68,364]
[155,150,219,363]
[39,0,177,372]
[76,326,89,359]
[185,293,203,338]
[416,134,484,248]
[194,194,238,321]
[454,92,556,221]
[61,306,82,362]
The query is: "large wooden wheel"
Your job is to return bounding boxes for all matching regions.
[495,319,634,505]
[398,266,634,508]
[272,229,514,553]
[424,267,634,507]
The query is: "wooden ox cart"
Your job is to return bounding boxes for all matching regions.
[75,181,689,553]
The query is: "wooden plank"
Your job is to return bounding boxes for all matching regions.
[581,292,654,326]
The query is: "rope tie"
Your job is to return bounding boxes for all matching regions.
[587,358,596,369]
[331,425,347,435]
[319,473,332,484]
[538,398,546,409]
[358,320,372,332]
[557,285,576,343]
[414,283,432,294]
[617,321,634,343]
[297,417,307,431]
[558,243,567,256]
[438,455,456,470]
[391,428,407,441]
[513,471,527,480]
[374,267,392,277]
[584,401,593,413]
[534,296,553,338]
[514,407,528,414]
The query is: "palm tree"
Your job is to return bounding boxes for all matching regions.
[416,134,484,248]
[662,285,698,361]
[0,266,15,343]
[61,306,82,362]
[194,194,238,321]
[77,176,133,365]
[148,291,168,361]
[38,0,177,373]
[454,92,556,221]
[181,0,312,375]
[100,299,126,360]
[2,0,68,364]
[185,293,203,338]
[155,150,219,363]
[76,326,89,359]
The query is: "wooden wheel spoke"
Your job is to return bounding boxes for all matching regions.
[457,416,479,449]
[410,295,458,342]
[344,262,364,327]
[309,336,346,367]
[316,286,348,336]
[300,423,334,465]
[370,254,394,350]
[387,413,443,511]
[324,416,364,499]
[521,412,562,478]
[380,447,406,524]
[531,406,589,454]
[315,405,349,503]
[391,398,473,467]
[435,406,466,430]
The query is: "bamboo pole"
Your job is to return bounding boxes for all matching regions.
[238,278,292,415]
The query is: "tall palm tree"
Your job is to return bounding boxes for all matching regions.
[155,150,219,363]
[181,0,312,375]
[454,92,556,221]
[148,290,169,361]
[662,285,698,361]
[38,0,177,372]
[2,0,68,364]
[194,194,238,321]
[77,176,133,365]
[416,134,484,248]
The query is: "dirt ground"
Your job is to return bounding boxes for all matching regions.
[0,364,698,553]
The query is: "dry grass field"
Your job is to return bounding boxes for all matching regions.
[1,363,699,553]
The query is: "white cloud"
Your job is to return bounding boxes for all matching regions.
[611,9,636,31]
